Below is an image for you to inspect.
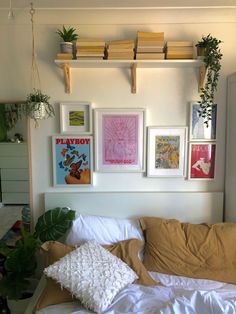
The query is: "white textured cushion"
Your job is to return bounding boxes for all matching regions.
[44,240,138,313]
[65,214,144,246]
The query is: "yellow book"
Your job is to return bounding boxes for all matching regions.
[77,48,104,53]
[108,56,135,60]
[137,47,164,53]
[167,47,193,53]
[76,52,104,57]
[167,41,193,47]
[56,53,73,60]
[108,48,134,53]
[136,53,165,60]
[108,52,134,58]
[108,41,135,49]
[77,46,105,51]
[166,53,193,59]
[76,56,104,60]
[137,40,164,48]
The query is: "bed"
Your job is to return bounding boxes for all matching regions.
[25,191,236,314]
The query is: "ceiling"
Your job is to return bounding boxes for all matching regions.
[1,0,236,9]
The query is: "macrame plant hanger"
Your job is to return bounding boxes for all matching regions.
[27,2,53,127]
[30,2,41,94]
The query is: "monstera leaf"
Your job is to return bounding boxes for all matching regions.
[34,207,75,242]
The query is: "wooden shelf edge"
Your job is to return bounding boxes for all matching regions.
[55,59,204,94]
[55,59,203,68]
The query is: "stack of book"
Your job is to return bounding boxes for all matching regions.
[136,31,165,60]
[166,41,193,59]
[76,38,105,59]
[106,40,135,60]
[56,53,73,60]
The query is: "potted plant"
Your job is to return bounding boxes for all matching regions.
[195,34,222,126]
[25,89,55,127]
[56,25,78,54]
[0,207,75,312]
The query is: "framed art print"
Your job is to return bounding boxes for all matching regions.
[52,135,93,186]
[189,102,217,141]
[60,102,92,134]
[147,126,187,177]
[188,142,216,180]
[94,108,146,172]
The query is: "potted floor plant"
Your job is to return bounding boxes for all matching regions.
[0,207,75,313]
[195,34,222,126]
[56,25,78,54]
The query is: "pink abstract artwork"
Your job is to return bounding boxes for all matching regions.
[102,114,139,165]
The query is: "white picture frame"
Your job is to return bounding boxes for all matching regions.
[147,126,187,177]
[60,102,92,134]
[94,108,146,172]
[189,102,217,141]
[52,135,93,186]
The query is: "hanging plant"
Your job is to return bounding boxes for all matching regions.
[3,104,23,131]
[25,89,54,125]
[195,34,222,126]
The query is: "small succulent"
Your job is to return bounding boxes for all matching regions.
[56,25,78,42]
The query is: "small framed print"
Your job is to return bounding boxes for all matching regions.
[188,142,216,180]
[52,135,93,186]
[189,102,217,141]
[147,126,187,177]
[94,108,146,172]
[60,102,92,134]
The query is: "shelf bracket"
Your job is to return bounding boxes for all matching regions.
[131,64,137,94]
[62,64,71,93]
[198,65,207,92]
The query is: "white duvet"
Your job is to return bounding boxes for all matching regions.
[36,272,236,314]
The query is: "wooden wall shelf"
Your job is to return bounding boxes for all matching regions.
[55,59,205,94]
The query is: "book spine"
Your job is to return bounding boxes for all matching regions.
[166,41,193,47]
[166,54,193,59]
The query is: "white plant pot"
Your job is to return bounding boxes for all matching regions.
[7,278,38,314]
[30,102,47,120]
[60,41,73,54]
[8,297,32,314]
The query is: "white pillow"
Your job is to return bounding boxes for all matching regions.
[44,240,138,314]
[65,213,144,245]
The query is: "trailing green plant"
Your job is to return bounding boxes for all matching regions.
[0,207,75,300]
[195,34,222,126]
[56,25,78,42]
[0,104,24,136]
[25,89,55,126]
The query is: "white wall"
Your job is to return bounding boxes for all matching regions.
[1,6,236,222]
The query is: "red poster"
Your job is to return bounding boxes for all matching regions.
[190,143,216,179]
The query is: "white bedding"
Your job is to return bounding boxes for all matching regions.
[36,272,236,314]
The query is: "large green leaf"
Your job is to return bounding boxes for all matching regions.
[34,207,75,242]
